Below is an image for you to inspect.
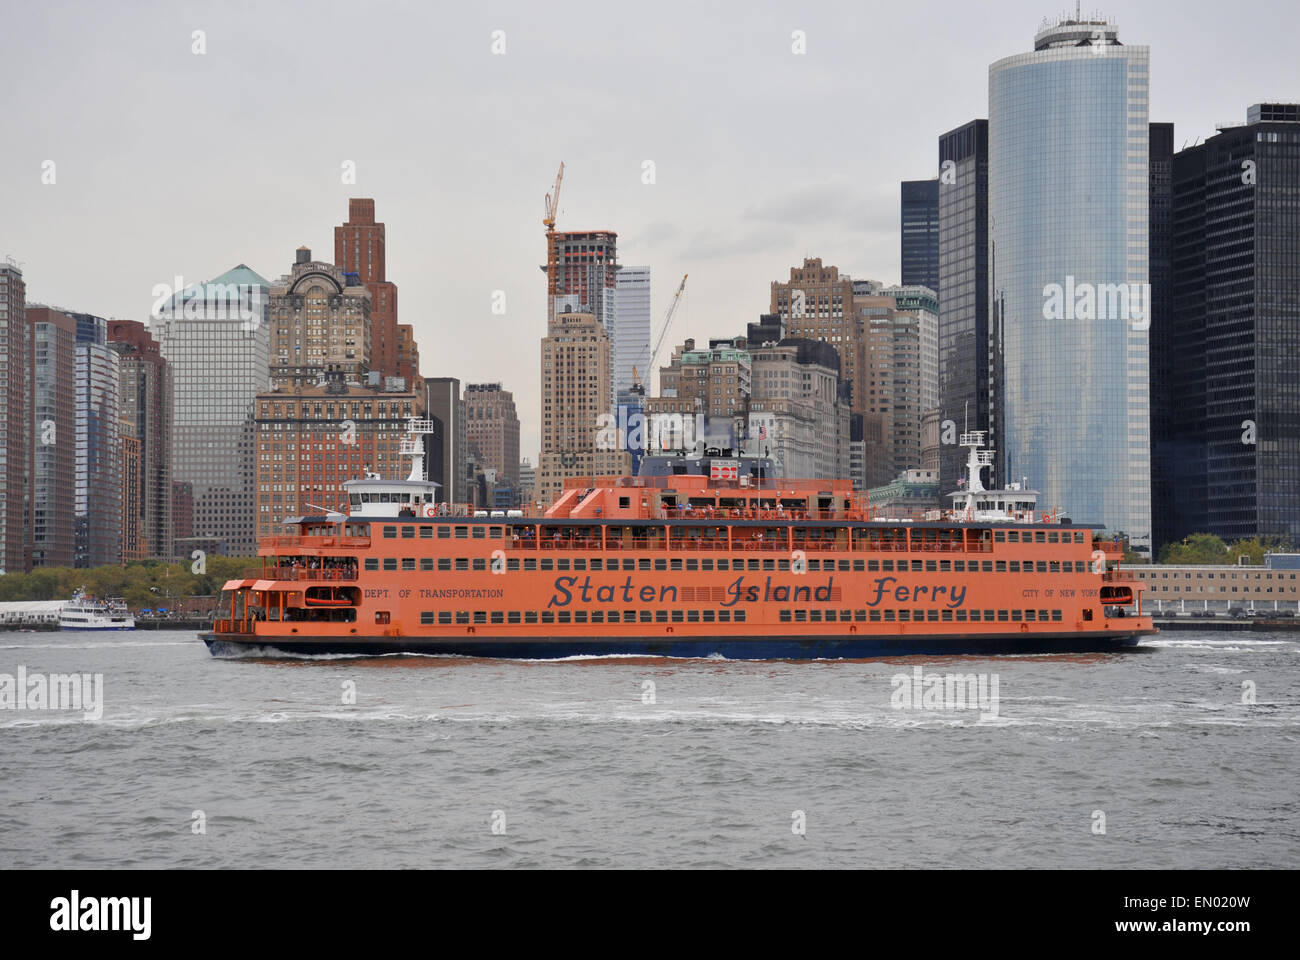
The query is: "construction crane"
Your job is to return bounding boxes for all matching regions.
[543,162,564,232]
[632,273,688,395]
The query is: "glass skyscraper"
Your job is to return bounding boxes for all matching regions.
[989,18,1152,553]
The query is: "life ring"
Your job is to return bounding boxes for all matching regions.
[423,503,438,518]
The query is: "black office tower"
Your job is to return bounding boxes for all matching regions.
[1148,122,1175,552]
[1166,104,1300,546]
[936,120,989,493]
[901,179,940,293]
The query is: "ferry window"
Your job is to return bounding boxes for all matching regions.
[1052,610,1062,622]
[1009,561,1020,573]
[1073,532,1084,543]
[1007,531,1020,543]
[401,526,415,539]
[574,611,587,624]
[375,611,391,625]
[984,610,995,621]
[910,560,922,572]
[870,610,882,622]
[981,561,993,572]
[472,559,486,571]
[454,526,468,539]
[954,561,965,572]
[524,558,537,571]
[687,610,700,622]
[1011,610,1022,621]
[1034,532,1046,543]
[655,611,668,623]
[507,558,520,572]
[883,610,896,622]
[438,558,451,571]
[623,559,635,571]
[591,611,604,624]
[670,559,683,571]
[778,559,790,571]
[1036,561,1047,573]
[868,560,880,571]
[525,611,538,624]
[419,528,433,539]
[702,560,714,571]
[402,558,416,571]
[382,526,397,539]
[853,560,865,572]
[1025,610,1037,621]
[940,560,951,572]
[719,610,731,622]
[810,610,822,622]
[574,559,587,571]
[898,610,911,622]
[926,561,937,572]
[996,561,1007,572]
[557,559,570,571]
[995,531,1006,543]
[451,558,466,571]
[437,527,450,539]
[780,610,792,623]
[607,611,620,623]
[540,559,553,571]
[1049,561,1060,573]
[747,559,759,571]
[487,611,503,624]
[439,612,452,624]
[955,610,967,622]
[508,611,521,624]
[490,527,503,539]
[686,559,699,571]
[541,611,554,624]
[473,611,486,624]
[998,610,1010,622]
[557,612,571,624]
[383,559,397,571]
[734,610,746,623]
[1048,533,1059,543]
[795,610,807,622]
[420,612,435,625]
[702,611,715,623]
[968,610,980,622]
[1039,609,1050,621]
[763,559,775,571]
[638,559,651,571]
[619,497,630,508]
[473,527,486,539]
[364,559,378,571]
[590,559,603,571]
[671,610,683,622]
[639,611,651,623]
[931,610,942,622]
[838,560,850,572]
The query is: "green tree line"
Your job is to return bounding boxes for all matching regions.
[1157,534,1293,566]
[0,557,258,609]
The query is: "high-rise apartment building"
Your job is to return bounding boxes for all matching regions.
[901,179,940,292]
[334,198,420,388]
[770,259,865,415]
[27,307,78,568]
[109,320,173,560]
[254,382,418,540]
[0,262,29,573]
[614,265,651,404]
[936,119,990,493]
[269,248,371,389]
[1163,104,1300,545]
[544,230,620,410]
[989,17,1152,551]
[657,337,752,421]
[465,383,520,487]
[155,264,271,558]
[70,313,122,568]
[537,311,628,508]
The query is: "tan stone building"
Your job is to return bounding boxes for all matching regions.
[1127,557,1300,608]
[269,248,371,389]
[465,382,520,486]
[770,259,865,415]
[537,311,628,508]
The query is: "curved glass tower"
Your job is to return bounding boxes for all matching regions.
[989,19,1151,552]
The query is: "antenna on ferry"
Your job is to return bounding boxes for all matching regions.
[400,417,436,483]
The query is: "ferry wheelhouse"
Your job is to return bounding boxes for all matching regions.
[204,424,1154,658]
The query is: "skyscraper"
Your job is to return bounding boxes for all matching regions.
[615,265,651,404]
[0,261,28,573]
[771,259,864,414]
[543,230,620,410]
[1164,104,1300,544]
[109,320,173,560]
[426,377,466,505]
[27,307,78,568]
[901,179,940,292]
[155,264,271,557]
[989,17,1152,551]
[936,119,990,493]
[69,313,122,568]
[335,198,420,387]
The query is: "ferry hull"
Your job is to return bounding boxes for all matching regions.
[202,629,1152,660]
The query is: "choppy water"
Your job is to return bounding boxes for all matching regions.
[0,629,1296,868]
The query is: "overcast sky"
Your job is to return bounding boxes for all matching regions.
[2,0,1295,457]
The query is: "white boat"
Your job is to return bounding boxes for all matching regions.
[59,591,134,631]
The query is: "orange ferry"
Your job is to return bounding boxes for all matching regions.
[204,422,1155,658]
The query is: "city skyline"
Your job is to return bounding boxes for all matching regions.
[2,1,1295,462]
